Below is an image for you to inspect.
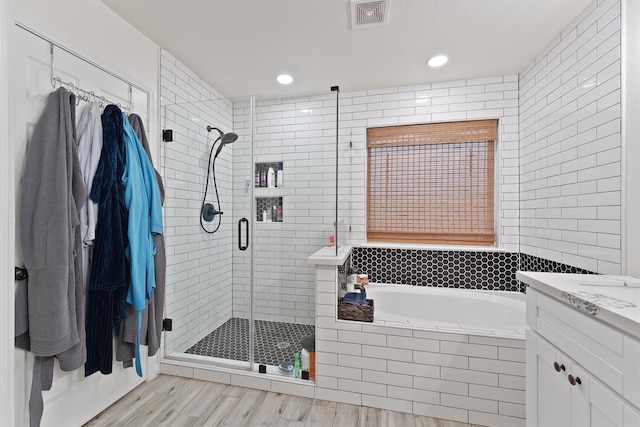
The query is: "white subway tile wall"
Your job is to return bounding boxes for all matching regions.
[230,94,338,325]
[519,0,622,274]
[337,77,521,251]
[160,49,236,354]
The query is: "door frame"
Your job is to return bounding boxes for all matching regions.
[0,0,15,424]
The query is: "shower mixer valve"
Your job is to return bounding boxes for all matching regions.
[202,202,223,222]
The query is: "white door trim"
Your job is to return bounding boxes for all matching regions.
[0,0,16,424]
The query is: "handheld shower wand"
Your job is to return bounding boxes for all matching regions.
[200,125,238,234]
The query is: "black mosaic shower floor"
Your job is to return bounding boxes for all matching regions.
[185,318,314,366]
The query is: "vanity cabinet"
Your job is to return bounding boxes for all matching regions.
[526,287,640,427]
[528,331,639,426]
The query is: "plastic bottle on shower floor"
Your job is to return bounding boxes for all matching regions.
[294,353,301,379]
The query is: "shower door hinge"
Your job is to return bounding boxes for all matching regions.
[162,318,173,331]
[162,129,173,142]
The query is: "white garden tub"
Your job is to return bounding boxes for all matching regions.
[364,283,526,337]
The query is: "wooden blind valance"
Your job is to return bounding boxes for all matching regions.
[367,119,497,246]
[367,120,498,148]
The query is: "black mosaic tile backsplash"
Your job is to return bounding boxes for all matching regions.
[351,247,521,291]
[349,248,598,293]
[520,253,596,275]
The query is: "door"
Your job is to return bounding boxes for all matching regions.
[13,26,149,427]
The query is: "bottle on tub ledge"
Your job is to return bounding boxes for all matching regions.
[356,274,369,286]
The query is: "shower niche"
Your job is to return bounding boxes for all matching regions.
[254,161,283,189]
[256,196,283,223]
[255,161,284,222]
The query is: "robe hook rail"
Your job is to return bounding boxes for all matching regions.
[51,76,131,112]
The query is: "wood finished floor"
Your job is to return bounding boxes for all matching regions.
[84,374,482,427]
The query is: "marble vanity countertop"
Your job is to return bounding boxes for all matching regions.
[516,271,640,340]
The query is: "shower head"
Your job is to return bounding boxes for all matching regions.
[220,132,238,145]
[212,131,238,159]
[207,125,238,155]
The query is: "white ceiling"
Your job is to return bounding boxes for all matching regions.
[101,0,592,100]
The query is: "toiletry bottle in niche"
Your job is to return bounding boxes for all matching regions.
[276,163,283,187]
[267,167,276,188]
[272,205,277,222]
[260,169,266,187]
[262,210,267,222]
[277,204,283,222]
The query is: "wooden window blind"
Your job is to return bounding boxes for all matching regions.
[367,120,497,245]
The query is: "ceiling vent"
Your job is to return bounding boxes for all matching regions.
[351,0,388,29]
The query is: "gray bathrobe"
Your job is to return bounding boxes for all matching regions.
[16,87,86,426]
[116,113,166,366]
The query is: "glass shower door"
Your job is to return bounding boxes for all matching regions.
[162,89,338,379]
[162,97,253,367]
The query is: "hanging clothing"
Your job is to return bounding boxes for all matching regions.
[121,112,163,376]
[117,114,166,369]
[16,87,86,427]
[77,101,103,290]
[85,104,129,377]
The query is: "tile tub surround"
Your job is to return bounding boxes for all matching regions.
[313,262,526,427]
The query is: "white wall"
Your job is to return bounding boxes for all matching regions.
[15,1,158,94]
[160,49,236,354]
[340,79,521,251]
[519,0,623,274]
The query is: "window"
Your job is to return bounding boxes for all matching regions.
[367,119,497,245]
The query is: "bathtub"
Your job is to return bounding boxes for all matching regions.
[363,283,526,336]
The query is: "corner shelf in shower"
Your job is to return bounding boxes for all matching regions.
[253,188,282,197]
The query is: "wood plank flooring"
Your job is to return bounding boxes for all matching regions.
[84,375,482,427]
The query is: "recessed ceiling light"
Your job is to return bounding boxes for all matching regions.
[415,96,429,104]
[427,55,448,68]
[276,74,293,85]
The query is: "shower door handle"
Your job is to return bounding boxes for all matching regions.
[238,218,249,251]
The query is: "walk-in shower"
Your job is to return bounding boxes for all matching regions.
[200,125,238,233]
[161,91,347,376]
